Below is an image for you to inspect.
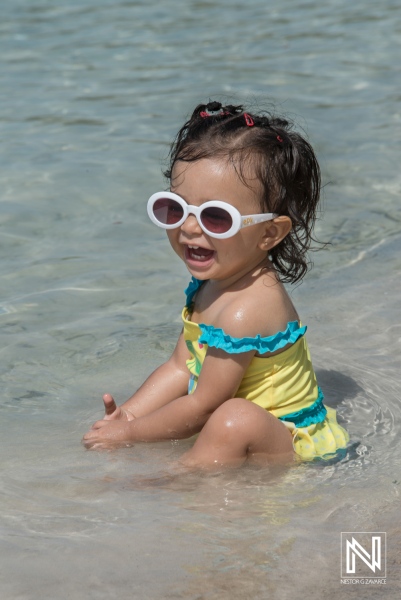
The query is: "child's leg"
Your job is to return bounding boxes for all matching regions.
[180,398,294,469]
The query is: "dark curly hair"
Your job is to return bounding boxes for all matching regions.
[164,101,321,284]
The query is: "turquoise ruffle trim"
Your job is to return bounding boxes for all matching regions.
[278,388,327,427]
[185,276,307,355]
[198,320,307,355]
[184,276,204,307]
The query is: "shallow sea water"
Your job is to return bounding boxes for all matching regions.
[1,1,401,598]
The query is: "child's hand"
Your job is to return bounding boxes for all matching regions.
[102,393,136,421]
[82,394,136,448]
[83,419,134,449]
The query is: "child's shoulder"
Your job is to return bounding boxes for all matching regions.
[213,272,299,340]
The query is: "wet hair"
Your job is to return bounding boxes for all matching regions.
[164,101,321,284]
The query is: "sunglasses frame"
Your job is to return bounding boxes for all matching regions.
[147,192,278,239]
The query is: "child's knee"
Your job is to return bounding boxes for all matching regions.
[208,397,259,439]
[209,398,290,443]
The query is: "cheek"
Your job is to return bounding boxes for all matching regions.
[228,232,256,252]
[239,226,267,250]
[166,230,182,253]
[213,238,245,260]
[166,229,176,245]
[220,230,266,259]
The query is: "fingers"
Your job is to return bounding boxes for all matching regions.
[91,419,109,430]
[103,393,117,415]
[82,429,98,449]
[82,420,111,449]
[82,420,133,450]
[83,437,111,450]
[82,437,103,450]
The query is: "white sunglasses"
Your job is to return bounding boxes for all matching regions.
[147,192,278,239]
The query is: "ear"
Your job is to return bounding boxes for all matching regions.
[258,216,292,252]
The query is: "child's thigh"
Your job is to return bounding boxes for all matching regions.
[185,398,294,467]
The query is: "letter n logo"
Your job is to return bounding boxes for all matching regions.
[341,532,386,578]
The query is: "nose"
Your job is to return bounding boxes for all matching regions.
[180,214,203,236]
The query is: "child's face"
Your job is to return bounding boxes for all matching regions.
[167,158,274,285]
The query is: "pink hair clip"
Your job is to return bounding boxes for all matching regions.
[244,113,254,127]
[200,111,209,118]
[277,135,283,143]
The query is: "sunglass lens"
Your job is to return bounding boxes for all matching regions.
[201,207,232,234]
[153,198,184,225]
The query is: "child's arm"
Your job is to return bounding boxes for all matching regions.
[91,332,191,422]
[83,346,255,448]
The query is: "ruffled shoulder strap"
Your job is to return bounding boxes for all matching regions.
[198,320,307,355]
[184,277,205,307]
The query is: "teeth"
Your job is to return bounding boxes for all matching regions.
[188,245,200,249]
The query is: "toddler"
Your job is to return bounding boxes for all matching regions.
[83,100,349,467]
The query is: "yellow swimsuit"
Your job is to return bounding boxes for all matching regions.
[183,277,349,461]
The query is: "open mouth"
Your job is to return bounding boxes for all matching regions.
[184,244,215,264]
